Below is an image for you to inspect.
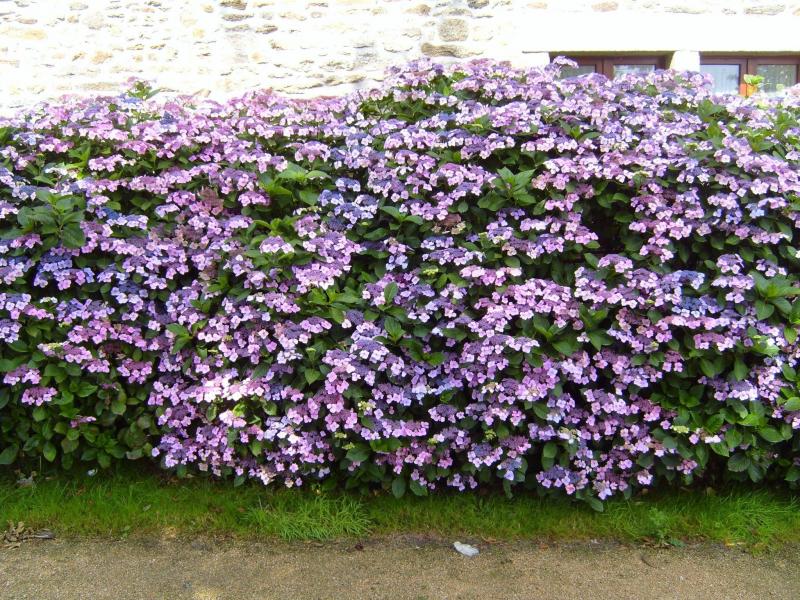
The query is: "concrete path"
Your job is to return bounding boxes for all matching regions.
[1,537,798,599]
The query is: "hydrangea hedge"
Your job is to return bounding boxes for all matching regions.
[1,59,800,506]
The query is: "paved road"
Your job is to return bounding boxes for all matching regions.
[1,537,798,599]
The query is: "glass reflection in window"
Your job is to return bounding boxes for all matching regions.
[700,64,740,94]
[561,65,596,79]
[755,64,797,94]
[613,64,655,78]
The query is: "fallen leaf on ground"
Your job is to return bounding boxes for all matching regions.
[2,521,54,548]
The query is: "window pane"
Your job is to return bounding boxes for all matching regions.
[561,65,596,78]
[755,64,797,94]
[701,64,740,94]
[613,64,655,78]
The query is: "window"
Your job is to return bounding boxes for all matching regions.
[754,62,797,94]
[558,56,668,79]
[701,64,741,94]
[700,56,800,95]
[561,65,596,78]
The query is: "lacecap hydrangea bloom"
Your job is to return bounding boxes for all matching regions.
[1,59,799,507]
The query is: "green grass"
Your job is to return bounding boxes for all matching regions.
[1,466,798,548]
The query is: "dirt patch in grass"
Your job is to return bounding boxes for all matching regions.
[1,537,799,600]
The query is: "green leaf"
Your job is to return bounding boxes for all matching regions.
[699,358,721,378]
[276,162,308,181]
[725,428,742,449]
[587,331,613,351]
[304,369,322,385]
[710,442,730,457]
[250,440,263,457]
[166,323,191,338]
[758,427,784,443]
[782,397,800,411]
[478,193,506,211]
[346,446,369,463]
[328,306,345,324]
[379,206,405,221]
[442,328,467,341]
[76,381,97,398]
[552,337,578,356]
[409,479,428,496]
[391,477,406,499]
[695,444,709,468]
[297,190,318,206]
[773,297,793,315]
[61,437,79,454]
[732,358,749,381]
[583,253,599,269]
[542,441,558,459]
[369,438,401,452]
[383,282,399,305]
[755,300,774,321]
[426,352,445,367]
[61,223,86,249]
[661,435,678,450]
[532,402,550,420]
[384,317,403,340]
[585,496,604,513]
[0,444,19,465]
[727,453,750,472]
[0,358,23,372]
[42,441,57,463]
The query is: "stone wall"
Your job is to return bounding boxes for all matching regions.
[1,0,800,110]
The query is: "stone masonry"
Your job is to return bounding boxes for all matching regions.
[1,0,800,110]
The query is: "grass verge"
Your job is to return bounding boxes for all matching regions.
[1,466,798,549]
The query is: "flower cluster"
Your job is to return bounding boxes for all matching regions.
[1,60,799,504]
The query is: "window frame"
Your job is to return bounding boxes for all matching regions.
[700,55,800,96]
[558,55,668,79]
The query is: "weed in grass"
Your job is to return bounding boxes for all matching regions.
[641,507,684,547]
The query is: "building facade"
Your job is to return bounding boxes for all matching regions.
[1,0,800,109]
